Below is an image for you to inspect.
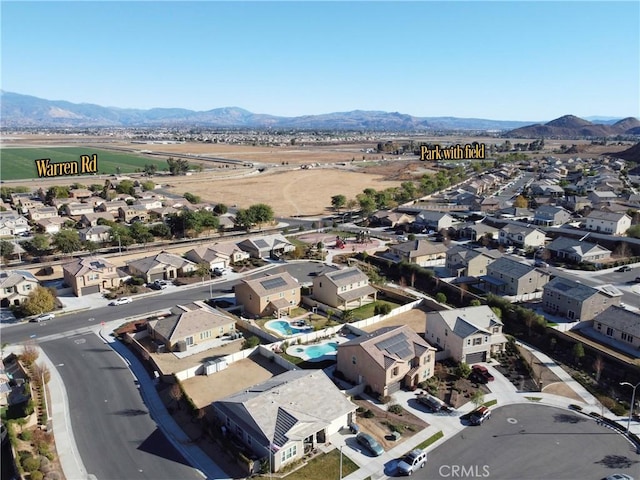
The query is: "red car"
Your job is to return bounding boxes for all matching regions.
[472,364,494,382]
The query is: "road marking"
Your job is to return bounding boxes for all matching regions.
[507,417,518,424]
[88,317,95,322]
[74,338,86,344]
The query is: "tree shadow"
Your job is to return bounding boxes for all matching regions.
[111,408,148,416]
[594,454,639,469]
[553,413,587,424]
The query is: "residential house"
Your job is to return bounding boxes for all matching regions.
[118,205,149,223]
[476,197,503,213]
[234,272,300,318]
[533,206,572,227]
[206,242,251,264]
[498,224,546,249]
[482,257,550,297]
[127,252,196,283]
[588,191,618,205]
[184,245,231,270]
[217,214,237,230]
[592,307,639,350]
[388,240,448,266]
[237,234,295,259]
[79,225,112,243]
[149,206,179,220]
[62,257,126,296]
[542,277,621,321]
[370,210,414,228]
[458,223,498,243]
[36,217,66,234]
[425,306,507,363]
[148,304,236,351]
[134,198,163,210]
[562,196,591,213]
[445,246,501,277]
[585,211,632,235]
[545,237,611,264]
[496,207,534,220]
[0,270,39,307]
[0,212,29,235]
[414,211,454,232]
[64,203,95,217]
[79,212,115,227]
[530,184,565,197]
[212,369,356,473]
[69,189,93,200]
[336,325,436,396]
[312,267,377,310]
[96,200,128,214]
[27,206,59,222]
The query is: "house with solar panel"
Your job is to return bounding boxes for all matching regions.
[62,256,128,297]
[237,234,295,259]
[335,325,436,396]
[212,369,357,472]
[542,277,621,321]
[425,306,507,364]
[311,266,377,310]
[234,272,301,318]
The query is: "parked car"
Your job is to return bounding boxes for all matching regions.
[615,266,632,272]
[356,432,384,456]
[397,449,427,476]
[417,394,446,412]
[472,364,494,382]
[110,297,132,306]
[469,406,491,425]
[31,312,55,323]
[604,474,634,480]
[213,267,229,276]
[348,423,360,434]
[634,277,640,283]
[150,279,168,290]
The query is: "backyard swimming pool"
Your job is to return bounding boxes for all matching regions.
[287,341,339,361]
[265,319,313,337]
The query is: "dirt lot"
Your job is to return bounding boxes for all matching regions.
[166,168,406,217]
[180,354,288,409]
[362,307,428,335]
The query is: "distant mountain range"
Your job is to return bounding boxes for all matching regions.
[0,91,538,130]
[1,92,637,135]
[507,115,640,138]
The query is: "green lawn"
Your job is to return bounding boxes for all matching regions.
[415,430,444,450]
[282,449,358,480]
[483,399,498,407]
[0,147,168,180]
[349,300,402,320]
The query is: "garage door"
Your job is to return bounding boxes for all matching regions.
[81,285,100,296]
[387,381,402,394]
[465,351,486,364]
[149,272,164,282]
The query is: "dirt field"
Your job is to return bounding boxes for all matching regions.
[181,354,288,409]
[166,168,406,217]
[363,307,428,335]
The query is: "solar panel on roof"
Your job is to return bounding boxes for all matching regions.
[375,333,412,359]
[331,269,360,281]
[260,277,288,290]
[254,239,269,248]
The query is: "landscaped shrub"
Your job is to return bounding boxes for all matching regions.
[44,472,61,480]
[22,456,41,473]
[19,430,33,441]
[378,395,392,404]
[30,472,44,480]
[388,404,404,415]
[363,409,374,419]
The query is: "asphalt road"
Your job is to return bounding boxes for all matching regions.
[42,332,201,480]
[398,404,638,480]
[2,261,328,346]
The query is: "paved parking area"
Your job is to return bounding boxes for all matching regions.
[416,404,638,480]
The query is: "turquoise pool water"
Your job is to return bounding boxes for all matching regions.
[299,342,338,360]
[266,320,312,337]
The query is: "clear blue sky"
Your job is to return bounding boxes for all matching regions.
[2,1,638,121]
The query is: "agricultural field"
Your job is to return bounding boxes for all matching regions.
[0,147,167,180]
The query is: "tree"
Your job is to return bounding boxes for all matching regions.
[0,240,15,264]
[184,192,201,204]
[141,180,156,192]
[213,203,228,215]
[196,262,210,283]
[248,203,274,227]
[513,195,528,208]
[234,209,254,231]
[470,299,482,307]
[84,240,99,254]
[30,234,51,256]
[129,222,154,245]
[52,229,82,254]
[626,225,640,239]
[150,223,172,239]
[167,157,190,175]
[455,362,471,379]
[169,383,183,410]
[593,355,604,383]
[116,180,136,196]
[20,344,39,366]
[331,194,346,212]
[471,390,485,408]
[45,186,70,202]
[357,194,376,216]
[572,342,585,364]
[341,309,355,323]
[242,336,260,349]
[22,286,56,316]
[143,164,158,176]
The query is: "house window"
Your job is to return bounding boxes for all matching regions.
[280,292,284,298]
[319,282,322,288]
[226,417,231,427]
[392,366,399,376]
[606,327,614,337]
[24,284,32,291]
[621,333,633,344]
[473,338,482,346]
[236,425,244,439]
[199,331,211,340]
[352,356,357,365]
[492,327,499,334]
[281,445,297,463]
[88,273,99,281]
[185,336,194,346]
[467,339,471,346]
[596,323,601,331]
[247,435,252,446]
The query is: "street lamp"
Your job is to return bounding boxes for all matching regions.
[114,233,122,255]
[620,381,640,433]
[339,445,343,480]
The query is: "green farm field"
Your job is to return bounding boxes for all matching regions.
[0,147,168,180]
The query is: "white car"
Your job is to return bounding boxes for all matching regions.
[31,312,55,323]
[110,297,132,306]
